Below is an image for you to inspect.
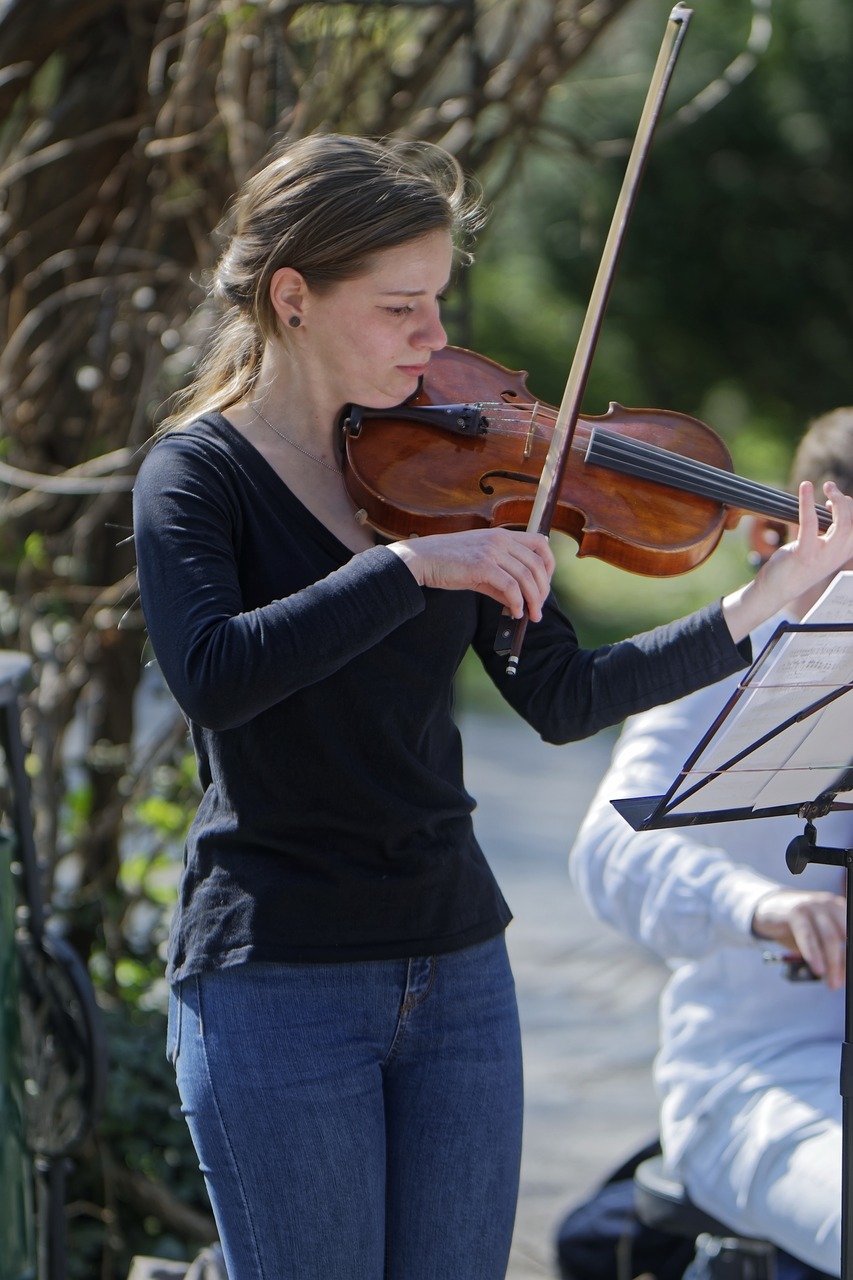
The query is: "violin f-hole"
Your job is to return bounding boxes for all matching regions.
[479,469,540,496]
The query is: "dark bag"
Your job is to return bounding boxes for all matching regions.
[556,1139,695,1280]
[555,1139,833,1280]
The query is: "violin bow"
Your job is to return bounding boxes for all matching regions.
[495,2,694,675]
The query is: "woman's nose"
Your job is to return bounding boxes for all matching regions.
[414,304,447,353]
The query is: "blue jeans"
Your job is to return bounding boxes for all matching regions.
[167,933,524,1279]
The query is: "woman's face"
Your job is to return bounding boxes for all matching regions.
[297,229,454,412]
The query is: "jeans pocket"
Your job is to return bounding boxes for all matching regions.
[166,984,183,1067]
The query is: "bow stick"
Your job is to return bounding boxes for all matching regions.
[494,2,694,674]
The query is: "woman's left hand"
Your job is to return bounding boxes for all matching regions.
[722,480,853,643]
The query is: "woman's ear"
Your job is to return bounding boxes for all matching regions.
[269,267,307,329]
[748,516,788,567]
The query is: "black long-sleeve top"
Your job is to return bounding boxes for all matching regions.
[132,415,751,978]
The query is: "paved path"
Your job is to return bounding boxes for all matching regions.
[460,710,668,1280]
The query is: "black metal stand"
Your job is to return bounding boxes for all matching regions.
[785,821,852,1280]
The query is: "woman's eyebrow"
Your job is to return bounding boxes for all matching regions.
[378,280,451,297]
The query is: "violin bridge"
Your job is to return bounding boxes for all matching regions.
[523,403,540,459]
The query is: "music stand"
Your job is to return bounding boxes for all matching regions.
[611,573,853,1280]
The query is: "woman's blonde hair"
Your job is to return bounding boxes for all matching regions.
[159,133,485,432]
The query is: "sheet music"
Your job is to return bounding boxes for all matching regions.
[665,687,853,815]
[801,570,853,624]
[751,692,853,807]
[657,572,853,818]
[688,571,853,763]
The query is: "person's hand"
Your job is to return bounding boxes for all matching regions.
[388,527,555,621]
[722,480,853,642]
[752,887,847,989]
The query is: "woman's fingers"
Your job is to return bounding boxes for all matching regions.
[724,480,853,641]
[388,528,556,619]
[822,480,853,555]
[799,479,853,569]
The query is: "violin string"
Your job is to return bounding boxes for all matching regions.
[590,435,796,515]
[587,431,831,527]
[440,405,828,528]
[588,432,796,515]
[470,404,560,435]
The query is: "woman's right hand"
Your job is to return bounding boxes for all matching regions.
[388,528,556,622]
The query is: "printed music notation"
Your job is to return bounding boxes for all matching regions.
[611,573,853,828]
[658,572,853,818]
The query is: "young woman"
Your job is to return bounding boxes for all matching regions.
[132,133,853,1280]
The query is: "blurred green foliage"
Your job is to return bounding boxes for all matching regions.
[63,750,208,1277]
[473,0,853,430]
[25,1,853,1268]
[66,1002,208,1279]
[457,0,853,686]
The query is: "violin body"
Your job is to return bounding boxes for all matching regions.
[343,346,751,578]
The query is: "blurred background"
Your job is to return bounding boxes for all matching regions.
[1,0,851,1273]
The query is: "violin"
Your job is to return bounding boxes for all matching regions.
[342,344,830,578]
[344,5,825,673]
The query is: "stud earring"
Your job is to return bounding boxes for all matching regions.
[288,315,301,328]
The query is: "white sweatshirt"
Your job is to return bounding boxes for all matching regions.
[569,616,848,1170]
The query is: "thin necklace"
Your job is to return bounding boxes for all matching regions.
[252,405,342,475]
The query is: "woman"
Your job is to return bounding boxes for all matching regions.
[132,133,853,1280]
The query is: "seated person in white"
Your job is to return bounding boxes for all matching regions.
[569,408,853,1279]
